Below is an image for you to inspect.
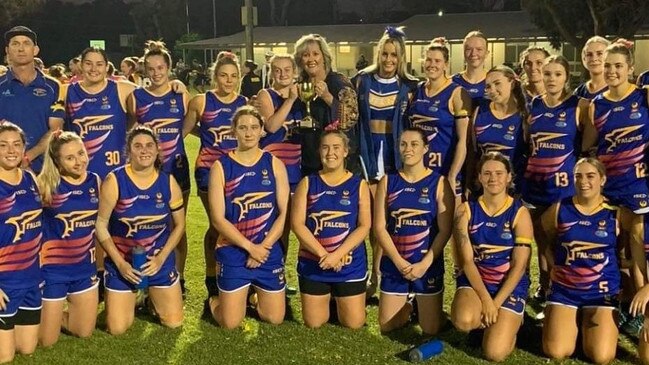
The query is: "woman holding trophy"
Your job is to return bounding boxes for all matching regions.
[293,34,359,177]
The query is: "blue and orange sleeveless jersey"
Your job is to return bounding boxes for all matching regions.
[592,87,649,199]
[574,82,607,100]
[297,173,367,282]
[259,89,302,186]
[107,165,178,262]
[523,95,580,206]
[195,92,247,172]
[452,73,485,105]
[365,75,400,175]
[464,197,530,297]
[215,151,283,266]
[473,103,526,187]
[41,173,99,282]
[407,81,461,175]
[382,170,443,275]
[65,80,127,179]
[550,198,620,296]
[132,88,189,177]
[0,171,42,289]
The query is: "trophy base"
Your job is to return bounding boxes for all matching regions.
[299,117,318,131]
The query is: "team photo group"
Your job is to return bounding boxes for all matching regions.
[2,21,649,364]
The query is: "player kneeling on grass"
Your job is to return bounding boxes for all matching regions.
[292,130,370,329]
[207,106,289,329]
[0,122,43,363]
[374,127,454,335]
[37,132,100,346]
[96,126,185,335]
[541,158,633,364]
[451,152,533,362]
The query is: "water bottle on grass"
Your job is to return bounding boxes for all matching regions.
[409,339,443,362]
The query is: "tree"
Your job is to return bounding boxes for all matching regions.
[522,0,649,49]
[0,0,44,30]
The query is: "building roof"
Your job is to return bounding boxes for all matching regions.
[179,10,649,49]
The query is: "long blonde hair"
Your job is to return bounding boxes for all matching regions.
[38,131,86,206]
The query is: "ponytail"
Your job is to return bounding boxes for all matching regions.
[37,131,84,206]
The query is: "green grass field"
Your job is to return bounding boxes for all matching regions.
[13,136,639,365]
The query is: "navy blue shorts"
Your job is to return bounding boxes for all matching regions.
[606,192,649,214]
[0,285,41,329]
[104,260,179,292]
[456,274,526,315]
[217,263,286,293]
[547,282,619,309]
[380,270,443,296]
[42,274,99,301]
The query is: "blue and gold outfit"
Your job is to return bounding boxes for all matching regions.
[0,171,43,323]
[547,198,620,308]
[132,88,191,192]
[41,173,100,300]
[592,87,649,213]
[65,80,127,179]
[456,197,531,315]
[216,151,285,292]
[380,170,444,295]
[105,165,181,291]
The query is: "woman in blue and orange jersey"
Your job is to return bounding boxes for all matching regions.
[523,55,587,302]
[37,132,99,347]
[406,37,472,198]
[292,130,370,329]
[541,158,633,364]
[466,65,527,196]
[127,40,191,296]
[582,39,649,214]
[451,152,533,362]
[65,47,135,181]
[258,54,303,192]
[257,54,303,264]
[64,47,136,300]
[519,46,550,105]
[95,126,185,335]
[374,127,454,335]
[452,30,489,106]
[353,26,418,297]
[182,51,247,298]
[207,106,289,329]
[574,36,610,100]
[0,122,42,363]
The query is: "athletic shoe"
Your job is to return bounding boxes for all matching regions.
[622,313,644,338]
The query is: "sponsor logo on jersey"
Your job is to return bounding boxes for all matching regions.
[6,209,42,243]
[119,214,168,237]
[233,192,273,220]
[562,240,607,265]
[55,210,96,237]
[390,208,429,230]
[308,210,351,236]
[604,124,644,153]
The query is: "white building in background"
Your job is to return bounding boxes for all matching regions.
[179,11,649,81]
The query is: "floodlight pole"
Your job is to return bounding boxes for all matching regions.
[244,0,254,60]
